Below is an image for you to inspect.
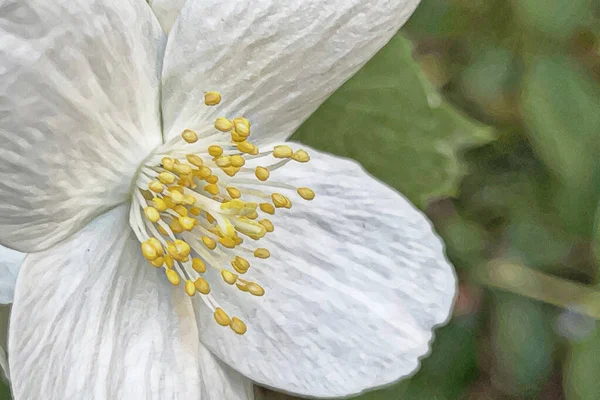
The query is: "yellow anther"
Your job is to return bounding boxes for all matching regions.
[186,154,204,167]
[215,156,231,168]
[179,216,196,231]
[144,207,161,223]
[173,239,191,258]
[229,155,245,168]
[259,219,274,233]
[250,146,259,155]
[208,145,223,157]
[173,205,188,216]
[158,225,168,236]
[168,185,184,194]
[202,236,217,250]
[273,145,293,158]
[162,157,175,171]
[234,122,250,137]
[152,197,167,212]
[254,248,270,259]
[158,172,176,184]
[194,278,211,295]
[174,163,192,175]
[214,117,234,132]
[297,187,315,200]
[148,237,164,256]
[206,175,219,184]
[271,193,291,208]
[182,194,196,206]
[214,308,231,326]
[206,213,216,224]
[164,255,174,268]
[259,203,275,215]
[230,317,247,335]
[230,130,247,143]
[170,218,183,234]
[232,256,250,274]
[181,129,198,143]
[189,206,201,216]
[195,166,212,179]
[141,241,159,261]
[192,257,206,273]
[164,197,175,209]
[247,282,265,297]
[222,166,240,177]
[184,280,196,296]
[221,269,238,285]
[204,183,219,195]
[204,91,222,106]
[149,256,164,267]
[237,141,255,154]
[148,180,164,193]
[255,166,270,181]
[236,282,249,292]
[166,269,180,286]
[246,211,258,220]
[170,190,184,204]
[219,237,237,249]
[226,187,241,199]
[292,149,310,163]
[233,117,250,132]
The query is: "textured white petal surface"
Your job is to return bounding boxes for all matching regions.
[193,146,456,398]
[147,0,187,33]
[0,246,24,304]
[0,0,165,252]
[0,305,9,382]
[161,0,421,144]
[9,206,254,400]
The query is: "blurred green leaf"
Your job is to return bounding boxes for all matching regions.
[489,292,556,397]
[292,33,493,208]
[564,323,600,400]
[0,381,9,400]
[521,56,600,235]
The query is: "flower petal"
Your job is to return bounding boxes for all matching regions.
[0,305,9,382]
[160,0,421,144]
[193,146,456,398]
[0,0,166,252]
[0,246,24,304]
[147,0,187,33]
[9,205,253,400]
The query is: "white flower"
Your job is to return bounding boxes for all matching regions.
[0,0,456,399]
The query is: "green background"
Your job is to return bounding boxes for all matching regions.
[3,0,600,399]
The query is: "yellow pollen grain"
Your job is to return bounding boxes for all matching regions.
[186,154,204,167]
[219,237,237,249]
[173,205,188,216]
[230,130,247,143]
[181,129,198,143]
[174,163,192,175]
[221,269,238,285]
[215,156,231,168]
[206,175,219,184]
[234,122,250,137]
[173,239,191,257]
[158,225,168,236]
[247,282,265,297]
[259,203,275,215]
[158,171,176,184]
[214,117,234,132]
[206,213,216,224]
[259,219,274,233]
[179,216,196,231]
[148,180,164,193]
[255,167,270,181]
[192,257,206,273]
[246,211,258,220]
[166,269,181,286]
[297,187,315,200]
[273,145,293,158]
[162,157,175,171]
[214,308,231,326]
[170,218,184,234]
[208,145,223,157]
[152,197,167,212]
[164,255,174,268]
[184,280,196,296]
[141,241,159,261]
[189,206,201,216]
[230,317,247,335]
[149,257,164,267]
[202,236,217,250]
[144,207,161,223]
[183,194,196,206]
[170,190,184,204]
[292,149,310,163]
[204,91,222,106]
[234,256,250,271]
[237,141,255,154]
[194,278,211,295]
[271,193,291,208]
[229,155,245,168]
[204,183,219,195]
[222,166,240,177]
[196,166,212,179]
[226,187,241,199]
[148,237,164,255]
[254,248,270,259]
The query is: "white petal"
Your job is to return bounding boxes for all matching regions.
[147,0,187,33]
[193,146,456,398]
[160,0,421,144]
[9,205,253,400]
[0,246,24,304]
[0,305,9,382]
[0,0,165,252]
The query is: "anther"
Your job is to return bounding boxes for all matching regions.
[144,207,160,223]
[202,236,217,250]
[297,188,315,200]
[186,154,204,167]
[230,155,245,168]
[204,91,222,106]
[208,145,223,157]
[204,184,219,195]
[221,269,238,285]
[214,308,231,326]
[259,203,275,215]
[271,193,291,208]
[181,129,198,143]
[247,282,265,296]
[158,172,176,184]
[273,145,293,158]
[185,280,196,296]
[214,118,233,132]
[148,181,164,193]
[292,149,310,162]
[141,241,159,260]
[206,175,219,184]
[254,248,270,259]
[255,167,270,181]
[194,278,211,294]
[258,219,274,233]
[152,197,167,212]
[174,163,192,175]
[179,216,196,231]
[226,187,241,199]
[230,317,247,335]
[166,269,181,286]
[192,257,206,273]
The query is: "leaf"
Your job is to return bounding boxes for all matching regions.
[291,33,493,208]
[564,322,600,400]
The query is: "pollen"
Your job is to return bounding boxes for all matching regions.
[131,93,313,336]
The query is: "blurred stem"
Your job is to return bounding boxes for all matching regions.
[473,260,600,319]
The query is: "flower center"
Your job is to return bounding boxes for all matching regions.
[130,92,314,335]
